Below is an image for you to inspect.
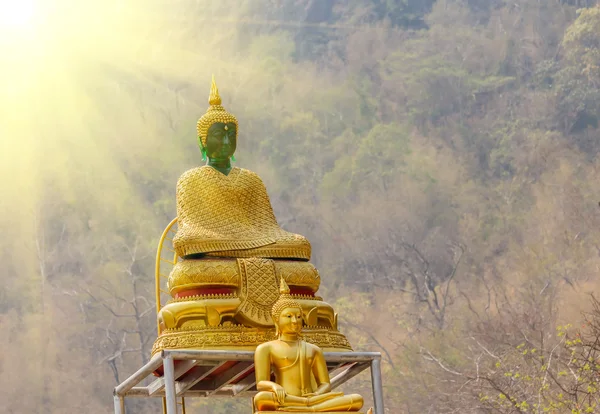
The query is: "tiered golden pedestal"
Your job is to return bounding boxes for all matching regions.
[153,254,352,354]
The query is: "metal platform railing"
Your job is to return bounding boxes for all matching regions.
[113,349,384,414]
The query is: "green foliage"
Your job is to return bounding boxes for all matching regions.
[373,0,436,28]
[555,7,600,135]
[341,0,436,28]
[321,123,410,197]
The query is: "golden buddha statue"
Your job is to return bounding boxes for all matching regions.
[152,77,351,355]
[173,76,310,260]
[253,280,364,413]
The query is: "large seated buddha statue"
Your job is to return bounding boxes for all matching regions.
[152,77,351,355]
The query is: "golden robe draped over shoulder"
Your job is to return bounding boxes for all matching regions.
[173,166,311,260]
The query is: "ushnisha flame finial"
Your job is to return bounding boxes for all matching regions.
[280,277,291,295]
[208,74,221,106]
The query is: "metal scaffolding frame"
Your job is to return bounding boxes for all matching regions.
[113,349,384,414]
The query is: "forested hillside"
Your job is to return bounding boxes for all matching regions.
[1,0,600,412]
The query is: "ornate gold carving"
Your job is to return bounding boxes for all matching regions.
[173,166,311,259]
[168,258,321,294]
[291,294,323,301]
[196,76,238,147]
[237,258,280,327]
[151,325,352,355]
[158,296,241,331]
[276,261,320,291]
[166,293,237,304]
[159,293,335,331]
[205,245,310,259]
[167,259,239,294]
[305,306,319,326]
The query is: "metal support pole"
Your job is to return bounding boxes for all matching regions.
[114,354,163,396]
[113,394,125,414]
[164,355,178,414]
[370,358,385,414]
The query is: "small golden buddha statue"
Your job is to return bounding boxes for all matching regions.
[152,77,351,356]
[253,280,364,412]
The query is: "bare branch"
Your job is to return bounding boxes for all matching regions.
[420,347,464,377]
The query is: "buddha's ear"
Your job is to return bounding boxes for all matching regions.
[198,136,207,161]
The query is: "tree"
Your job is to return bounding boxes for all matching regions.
[556,7,600,136]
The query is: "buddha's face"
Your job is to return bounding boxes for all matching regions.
[205,122,237,161]
[277,307,303,335]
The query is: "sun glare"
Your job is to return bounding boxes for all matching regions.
[0,0,36,29]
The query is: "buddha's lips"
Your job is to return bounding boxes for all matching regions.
[174,286,315,299]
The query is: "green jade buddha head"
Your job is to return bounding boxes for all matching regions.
[197,76,239,176]
[202,122,237,175]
